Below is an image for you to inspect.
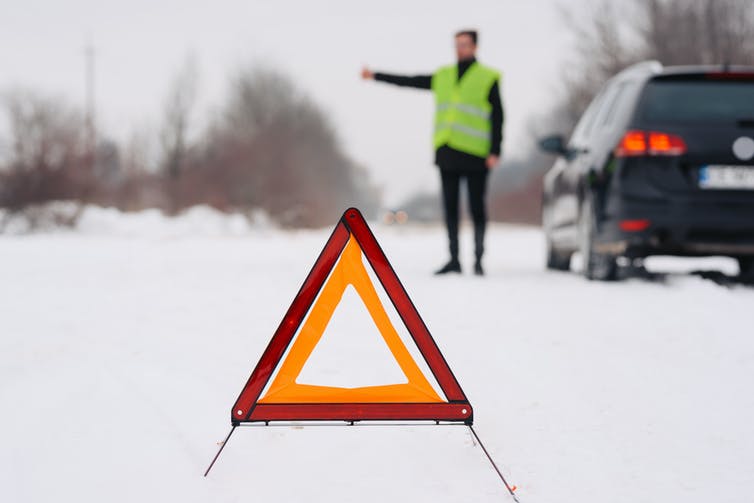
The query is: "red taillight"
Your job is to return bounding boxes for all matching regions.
[615,130,687,157]
[615,130,647,156]
[619,219,651,232]
[648,132,686,155]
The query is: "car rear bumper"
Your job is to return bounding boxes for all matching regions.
[595,194,754,257]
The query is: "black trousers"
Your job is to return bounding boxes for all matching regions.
[439,167,489,262]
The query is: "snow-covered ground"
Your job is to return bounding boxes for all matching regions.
[2,207,753,503]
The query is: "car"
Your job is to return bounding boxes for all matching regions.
[538,61,754,280]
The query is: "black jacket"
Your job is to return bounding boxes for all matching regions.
[374,57,504,171]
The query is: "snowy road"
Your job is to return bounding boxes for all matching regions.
[2,209,753,503]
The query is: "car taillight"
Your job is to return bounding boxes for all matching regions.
[648,132,686,155]
[615,131,647,156]
[619,219,651,232]
[615,130,687,157]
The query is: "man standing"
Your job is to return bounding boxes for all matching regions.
[362,29,503,276]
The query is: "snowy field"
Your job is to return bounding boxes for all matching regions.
[2,206,753,503]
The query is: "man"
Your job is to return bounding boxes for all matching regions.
[362,29,503,276]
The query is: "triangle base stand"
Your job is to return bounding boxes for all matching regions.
[204,423,521,503]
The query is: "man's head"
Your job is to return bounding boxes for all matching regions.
[454,30,478,62]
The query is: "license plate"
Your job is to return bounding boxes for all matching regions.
[699,165,754,189]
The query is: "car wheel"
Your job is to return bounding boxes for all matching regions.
[579,196,617,281]
[737,256,754,278]
[546,239,571,271]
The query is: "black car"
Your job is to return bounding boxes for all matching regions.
[539,61,754,280]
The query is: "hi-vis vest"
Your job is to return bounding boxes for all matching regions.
[431,62,500,158]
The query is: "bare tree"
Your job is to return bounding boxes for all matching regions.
[195,65,379,226]
[159,55,199,181]
[640,0,754,65]
[0,90,89,227]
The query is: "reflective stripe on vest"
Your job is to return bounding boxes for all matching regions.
[436,103,491,120]
[434,122,490,140]
[431,62,500,158]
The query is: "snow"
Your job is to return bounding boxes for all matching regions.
[1,207,753,503]
[75,205,272,237]
[0,203,271,236]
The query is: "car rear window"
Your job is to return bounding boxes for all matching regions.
[639,77,754,123]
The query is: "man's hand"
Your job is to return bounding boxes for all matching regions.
[361,67,375,80]
[486,154,500,169]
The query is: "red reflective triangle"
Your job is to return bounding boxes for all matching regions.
[231,208,472,424]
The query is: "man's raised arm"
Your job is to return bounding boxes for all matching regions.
[361,67,432,90]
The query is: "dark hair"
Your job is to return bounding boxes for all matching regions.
[455,30,478,45]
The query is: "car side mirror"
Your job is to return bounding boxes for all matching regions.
[538,135,568,156]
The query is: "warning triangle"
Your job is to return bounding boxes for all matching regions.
[231,208,473,424]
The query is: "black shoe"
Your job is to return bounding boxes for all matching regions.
[474,260,484,276]
[434,260,461,275]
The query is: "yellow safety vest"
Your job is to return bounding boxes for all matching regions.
[431,62,500,158]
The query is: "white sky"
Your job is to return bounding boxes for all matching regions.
[0,0,573,205]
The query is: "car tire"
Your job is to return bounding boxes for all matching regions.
[546,239,572,271]
[737,256,754,278]
[579,195,618,281]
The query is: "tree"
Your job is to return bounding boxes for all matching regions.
[160,56,199,181]
[0,90,88,226]
[197,65,380,226]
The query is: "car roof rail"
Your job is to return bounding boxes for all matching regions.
[612,60,663,81]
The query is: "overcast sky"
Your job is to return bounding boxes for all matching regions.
[1,0,574,205]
